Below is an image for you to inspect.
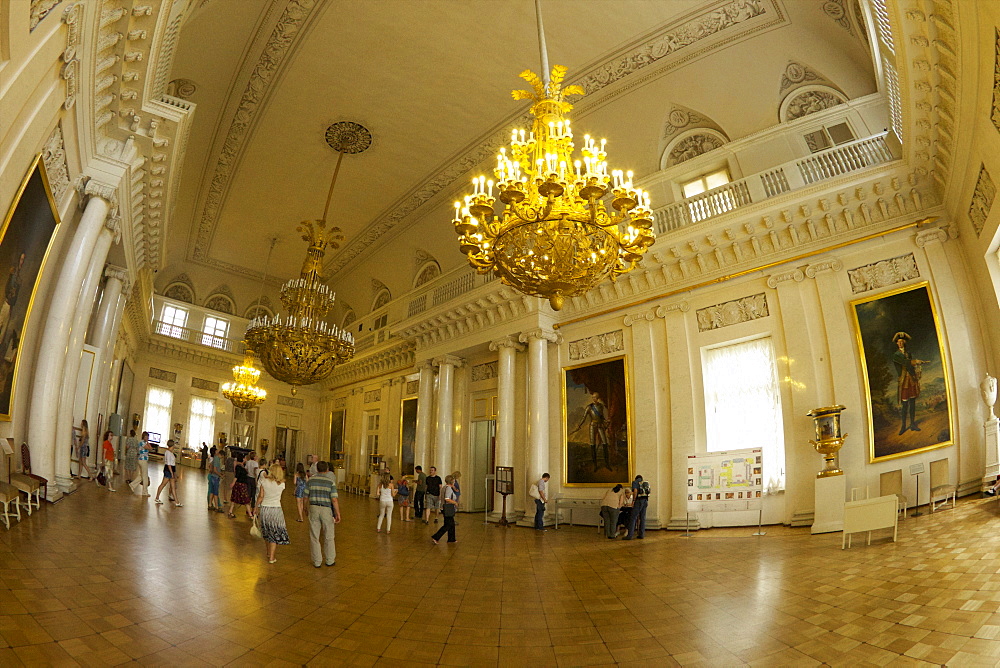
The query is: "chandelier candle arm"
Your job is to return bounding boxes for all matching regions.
[452,64,655,310]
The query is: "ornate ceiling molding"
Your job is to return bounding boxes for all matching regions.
[190,0,320,265]
[189,0,786,280]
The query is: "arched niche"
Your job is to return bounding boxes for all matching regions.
[660,128,729,170]
[780,85,848,122]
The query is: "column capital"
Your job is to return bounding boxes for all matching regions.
[623,309,655,327]
[489,334,525,352]
[766,268,804,289]
[104,264,128,284]
[654,300,689,317]
[915,226,953,247]
[519,327,560,345]
[417,359,435,372]
[76,176,119,209]
[433,354,464,369]
[804,258,843,278]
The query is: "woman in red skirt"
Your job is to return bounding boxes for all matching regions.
[227,454,253,518]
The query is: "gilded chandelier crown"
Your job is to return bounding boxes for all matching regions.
[453,65,655,310]
[221,347,267,409]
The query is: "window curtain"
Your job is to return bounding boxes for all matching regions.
[188,397,215,451]
[703,337,785,492]
[143,386,173,444]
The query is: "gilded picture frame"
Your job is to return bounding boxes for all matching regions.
[850,282,953,462]
[562,355,632,486]
[0,155,62,420]
[399,397,417,476]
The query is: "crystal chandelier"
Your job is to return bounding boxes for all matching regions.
[244,122,367,391]
[451,4,655,311]
[221,348,267,409]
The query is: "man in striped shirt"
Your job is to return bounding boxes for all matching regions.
[305,460,341,567]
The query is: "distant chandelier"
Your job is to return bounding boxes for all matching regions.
[244,121,368,391]
[451,3,655,311]
[221,347,267,409]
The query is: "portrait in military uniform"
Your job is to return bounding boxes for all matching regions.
[563,356,630,486]
[0,156,61,420]
[852,282,953,462]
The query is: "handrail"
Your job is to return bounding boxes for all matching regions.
[152,320,243,354]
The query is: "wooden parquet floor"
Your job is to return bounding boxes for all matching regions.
[2,469,1000,666]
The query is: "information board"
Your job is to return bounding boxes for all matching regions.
[686,448,764,512]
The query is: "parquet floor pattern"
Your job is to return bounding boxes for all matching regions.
[2,470,1000,666]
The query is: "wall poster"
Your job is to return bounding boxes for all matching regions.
[686,448,763,512]
[0,156,61,420]
[563,356,631,486]
[851,282,953,462]
[399,398,417,476]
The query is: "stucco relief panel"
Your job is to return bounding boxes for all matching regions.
[969,164,997,238]
[568,330,625,361]
[471,361,498,382]
[847,253,920,294]
[696,293,769,332]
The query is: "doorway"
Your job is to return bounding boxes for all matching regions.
[468,420,496,512]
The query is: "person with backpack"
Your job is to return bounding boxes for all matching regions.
[626,475,652,540]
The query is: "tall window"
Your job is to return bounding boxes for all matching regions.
[157,304,188,338]
[366,412,380,465]
[681,168,730,198]
[188,396,216,451]
[142,386,173,446]
[201,316,229,348]
[703,337,785,491]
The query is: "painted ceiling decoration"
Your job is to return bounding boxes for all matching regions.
[821,0,854,37]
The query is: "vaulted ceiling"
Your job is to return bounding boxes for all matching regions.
[161,0,877,307]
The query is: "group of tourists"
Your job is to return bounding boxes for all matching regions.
[600,475,652,539]
[375,465,461,543]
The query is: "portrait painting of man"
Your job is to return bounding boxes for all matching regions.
[563,356,630,485]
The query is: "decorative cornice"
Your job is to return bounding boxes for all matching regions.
[766,268,804,288]
[489,335,524,352]
[326,340,416,388]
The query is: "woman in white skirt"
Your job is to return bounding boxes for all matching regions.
[375,473,396,534]
[255,462,290,564]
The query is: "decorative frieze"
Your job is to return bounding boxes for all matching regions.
[277,395,305,409]
[993,29,1000,133]
[363,389,381,404]
[334,396,346,409]
[696,294,769,332]
[41,124,71,204]
[191,377,219,392]
[30,0,62,32]
[149,367,176,383]
[471,361,498,382]
[568,330,625,361]
[405,380,419,395]
[847,253,919,293]
[969,164,997,237]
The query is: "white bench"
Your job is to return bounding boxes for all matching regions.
[553,497,603,532]
[842,494,898,548]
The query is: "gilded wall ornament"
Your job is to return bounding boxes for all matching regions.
[847,253,920,294]
[993,29,1000,134]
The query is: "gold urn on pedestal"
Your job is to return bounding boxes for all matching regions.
[807,405,847,478]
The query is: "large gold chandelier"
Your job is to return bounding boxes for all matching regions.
[452,11,655,310]
[222,347,267,409]
[244,122,366,391]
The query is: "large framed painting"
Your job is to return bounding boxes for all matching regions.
[851,282,953,462]
[329,409,345,462]
[563,356,631,486]
[399,398,417,476]
[0,156,61,420]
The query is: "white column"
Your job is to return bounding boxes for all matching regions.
[86,266,128,442]
[489,334,523,515]
[519,327,559,515]
[414,360,434,470]
[57,240,115,474]
[432,355,462,473]
[29,182,117,495]
[663,301,695,528]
